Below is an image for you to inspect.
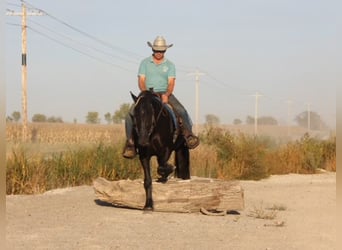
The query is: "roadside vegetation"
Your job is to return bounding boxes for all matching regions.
[6,123,335,195]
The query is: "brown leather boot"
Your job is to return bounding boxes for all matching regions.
[122,139,136,159]
[185,134,200,149]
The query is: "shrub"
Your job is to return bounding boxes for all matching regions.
[228,134,271,180]
[200,128,270,180]
[320,136,336,171]
[265,133,336,174]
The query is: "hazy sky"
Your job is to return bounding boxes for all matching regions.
[5,0,338,128]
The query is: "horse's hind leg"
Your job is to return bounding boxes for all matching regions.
[175,143,190,179]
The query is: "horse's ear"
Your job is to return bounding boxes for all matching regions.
[130,91,138,103]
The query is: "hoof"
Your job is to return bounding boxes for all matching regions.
[157,164,174,181]
[156,177,168,183]
[143,206,154,212]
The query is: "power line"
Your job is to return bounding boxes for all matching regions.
[21,0,143,60]
[200,70,251,95]
[28,19,139,65]
[5,22,21,27]
[27,26,135,73]
[6,2,22,8]
[6,20,136,72]
[7,6,137,71]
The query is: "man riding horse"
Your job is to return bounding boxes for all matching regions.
[123,36,200,158]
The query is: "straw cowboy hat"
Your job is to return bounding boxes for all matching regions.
[147,36,173,51]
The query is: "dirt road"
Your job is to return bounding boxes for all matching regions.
[6,172,336,250]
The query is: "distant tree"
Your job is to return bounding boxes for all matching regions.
[246,115,254,125]
[6,116,13,122]
[205,114,220,126]
[258,116,278,125]
[32,114,47,122]
[233,118,242,125]
[86,112,100,124]
[245,115,278,125]
[104,112,112,124]
[47,116,63,123]
[295,111,328,130]
[12,111,21,122]
[113,103,131,124]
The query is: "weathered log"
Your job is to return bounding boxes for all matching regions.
[93,177,244,213]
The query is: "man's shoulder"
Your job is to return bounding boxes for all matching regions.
[141,56,152,64]
[165,58,175,67]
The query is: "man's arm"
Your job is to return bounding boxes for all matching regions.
[138,75,147,91]
[165,77,175,96]
[162,77,175,103]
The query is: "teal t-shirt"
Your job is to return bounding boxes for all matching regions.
[138,56,176,93]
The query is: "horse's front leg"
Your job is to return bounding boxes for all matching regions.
[156,148,174,183]
[140,157,153,211]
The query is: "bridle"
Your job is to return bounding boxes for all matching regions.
[133,94,164,138]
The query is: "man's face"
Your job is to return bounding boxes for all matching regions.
[153,50,166,60]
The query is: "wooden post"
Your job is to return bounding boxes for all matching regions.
[21,3,28,142]
[6,3,44,142]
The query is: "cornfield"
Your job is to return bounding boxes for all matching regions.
[6,123,124,145]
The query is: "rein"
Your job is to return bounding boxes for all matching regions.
[155,103,165,124]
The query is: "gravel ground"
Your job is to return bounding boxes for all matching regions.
[6,172,336,250]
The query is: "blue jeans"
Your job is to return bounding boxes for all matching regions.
[125,94,193,140]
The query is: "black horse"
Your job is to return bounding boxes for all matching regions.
[130,90,190,210]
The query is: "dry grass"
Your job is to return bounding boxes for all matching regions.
[6,122,336,195]
[247,202,284,220]
[247,202,287,228]
[267,204,287,211]
[189,144,218,178]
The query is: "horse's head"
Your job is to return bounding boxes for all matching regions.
[131,90,161,147]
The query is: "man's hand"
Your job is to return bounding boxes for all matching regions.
[161,94,169,103]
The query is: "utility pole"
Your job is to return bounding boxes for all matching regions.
[188,69,205,135]
[306,103,311,133]
[286,99,293,137]
[7,3,44,142]
[251,92,262,136]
